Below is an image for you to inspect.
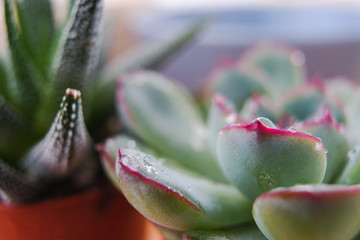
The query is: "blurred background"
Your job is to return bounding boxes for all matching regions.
[2,0,360,90]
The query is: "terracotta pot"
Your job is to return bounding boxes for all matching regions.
[0,183,163,240]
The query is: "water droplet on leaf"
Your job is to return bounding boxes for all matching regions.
[288,126,296,132]
[225,113,236,124]
[122,154,140,171]
[143,155,156,168]
[126,140,136,149]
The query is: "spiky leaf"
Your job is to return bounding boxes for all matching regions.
[0,97,30,161]
[4,0,42,116]
[15,0,55,76]
[104,18,207,79]
[22,89,93,180]
[0,159,41,205]
[36,0,102,129]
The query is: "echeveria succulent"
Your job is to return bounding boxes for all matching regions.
[0,0,203,204]
[98,42,360,239]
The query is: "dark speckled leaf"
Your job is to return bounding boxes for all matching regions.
[0,159,41,205]
[22,89,94,181]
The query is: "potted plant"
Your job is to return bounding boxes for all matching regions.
[98,41,360,239]
[0,0,203,239]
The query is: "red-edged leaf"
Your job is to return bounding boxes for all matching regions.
[116,148,252,231]
[253,184,360,240]
[217,119,327,200]
[296,108,349,183]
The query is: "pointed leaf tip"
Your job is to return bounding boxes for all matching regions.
[66,88,81,99]
[22,89,94,180]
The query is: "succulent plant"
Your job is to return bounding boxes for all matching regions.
[0,0,203,204]
[98,42,360,240]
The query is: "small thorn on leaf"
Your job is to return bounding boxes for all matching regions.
[66,88,81,100]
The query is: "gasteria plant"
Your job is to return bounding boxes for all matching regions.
[0,0,203,204]
[98,42,360,240]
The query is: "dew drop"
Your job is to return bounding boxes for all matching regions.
[315,142,322,151]
[69,122,75,129]
[348,146,359,159]
[126,140,136,149]
[187,186,192,192]
[72,103,77,111]
[225,113,236,124]
[324,148,328,154]
[122,154,140,171]
[288,126,296,132]
[143,155,156,168]
[70,113,76,120]
[256,117,276,128]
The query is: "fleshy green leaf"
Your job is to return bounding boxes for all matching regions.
[183,223,267,240]
[239,94,279,124]
[239,42,306,97]
[0,158,41,205]
[216,119,327,200]
[281,81,325,121]
[253,184,360,240]
[336,145,360,185]
[207,94,247,155]
[15,0,55,76]
[116,148,252,231]
[345,89,360,145]
[117,71,225,181]
[22,89,94,181]
[280,78,345,123]
[296,109,349,183]
[96,134,153,191]
[325,77,359,105]
[202,68,265,111]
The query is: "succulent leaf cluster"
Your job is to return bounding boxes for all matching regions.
[0,0,203,204]
[99,42,360,240]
